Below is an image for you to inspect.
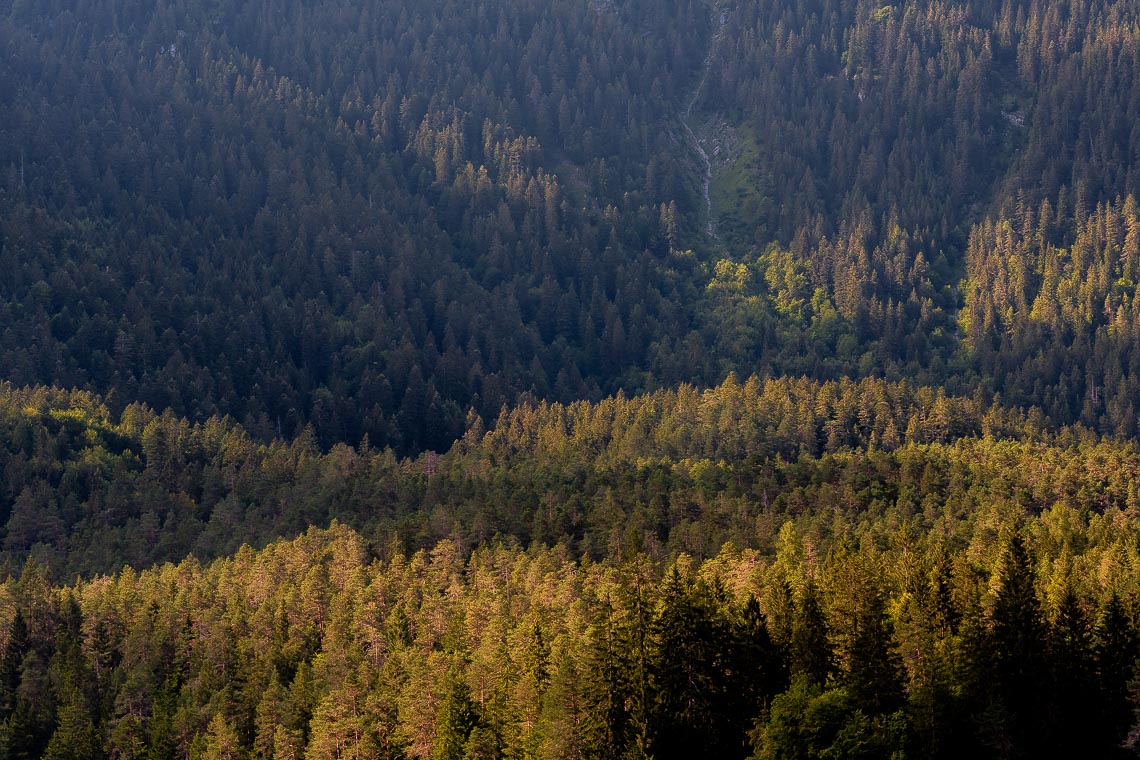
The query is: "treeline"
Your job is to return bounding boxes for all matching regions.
[1,377,1137,578]
[0,516,1137,759]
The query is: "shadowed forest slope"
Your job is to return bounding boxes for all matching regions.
[6,0,1140,453]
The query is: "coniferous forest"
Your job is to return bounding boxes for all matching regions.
[7,0,1140,756]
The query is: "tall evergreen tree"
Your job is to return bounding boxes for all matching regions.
[845,580,905,717]
[990,531,1047,757]
[1048,587,1097,757]
[201,712,244,760]
[731,595,787,747]
[1095,594,1137,755]
[433,666,479,760]
[790,582,832,687]
[0,613,28,723]
[580,608,632,760]
[647,567,732,760]
[41,688,101,760]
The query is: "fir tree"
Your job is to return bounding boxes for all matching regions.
[433,666,479,760]
[990,531,1047,757]
[790,582,832,687]
[1095,594,1137,753]
[42,689,101,760]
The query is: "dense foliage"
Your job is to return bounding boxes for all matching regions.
[963,196,1140,435]
[8,0,1140,753]
[6,0,1140,452]
[0,376,1130,577]
[0,515,1138,759]
[0,0,714,453]
[696,0,1140,406]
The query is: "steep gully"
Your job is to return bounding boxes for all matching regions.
[681,3,726,240]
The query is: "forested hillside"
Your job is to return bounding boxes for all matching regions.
[0,0,713,453]
[695,0,1140,401]
[0,377,1127,577]
[8,0,1140,755]
[5,0,1140,453]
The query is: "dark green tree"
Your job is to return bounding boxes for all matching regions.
[845,580,905,716]
[433,666,479,760]
[647,568,733,759]
[789,581,832,687]
[0,613,29,722]
[42,688,101,760]
[1094,594,1137,754]
[581,606,635,760]
[1047,587,1096,758]
[990,531,1047,757]
[731,595,788,741]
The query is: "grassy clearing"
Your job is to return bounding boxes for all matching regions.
[709,125,770,254]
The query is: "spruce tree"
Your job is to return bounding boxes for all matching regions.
[0,612,28,723]
[647,568,730,760]
[433,666,479,760]
[990,531,1047,757]
[201,712,243,760]
[1048,587,1096,757]
[733,595,787,727]
[845,580,905,717]
[1093,594,1136,756]
[790,581,832,687]
[42,690,101,760]
[580,608,632,760]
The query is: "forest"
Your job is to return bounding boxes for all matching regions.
[2,503,1140,759]
[6,0,1140,755]
[4,0,1140,452]
[0,380,1137,757]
